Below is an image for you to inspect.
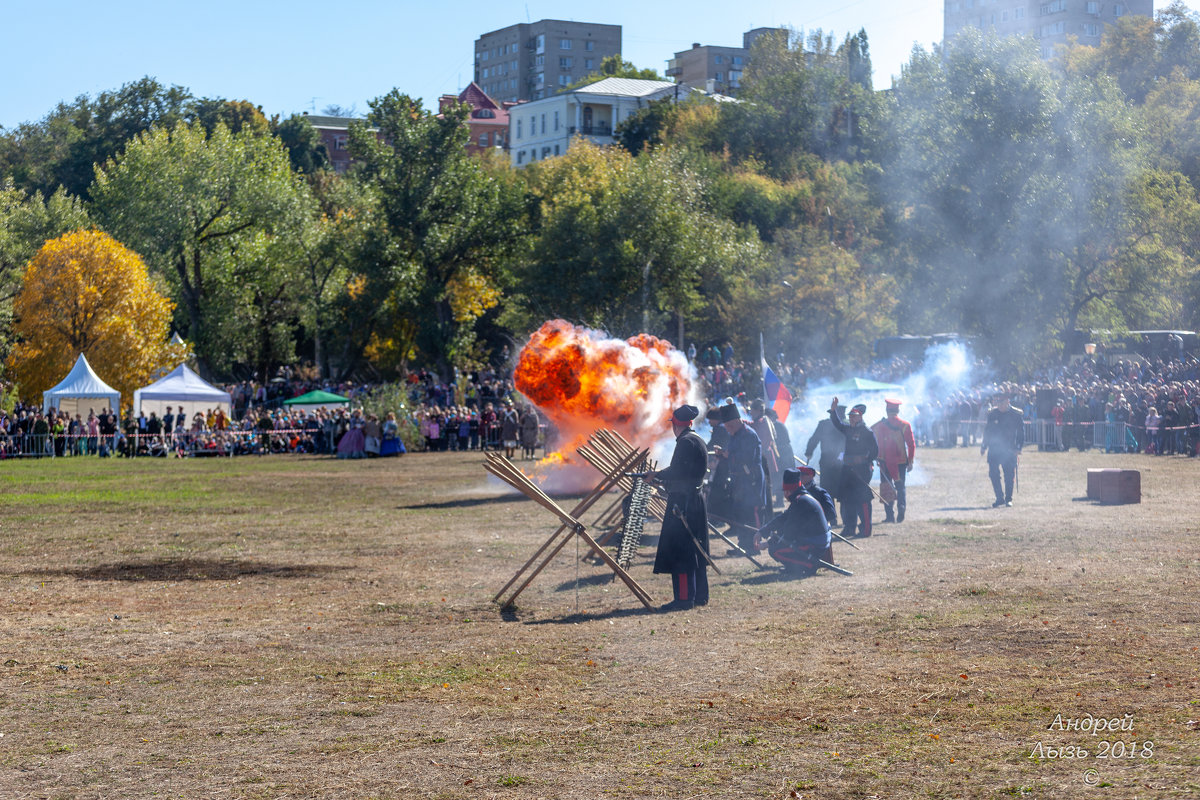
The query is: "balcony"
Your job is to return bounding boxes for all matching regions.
[568,123,612,136]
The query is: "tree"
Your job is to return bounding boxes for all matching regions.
[0,184,90,365]
[0,77,193,200]
[513,140,769,344]
[91,122,310,377]
[348,91,526,377]
[273,114,330,174]
[7,230,188,404]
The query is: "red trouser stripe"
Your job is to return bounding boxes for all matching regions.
[677,573,689,601]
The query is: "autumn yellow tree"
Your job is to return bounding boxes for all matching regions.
[7,230,188,407]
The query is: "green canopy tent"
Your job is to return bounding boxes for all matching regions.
[282,390,351,413]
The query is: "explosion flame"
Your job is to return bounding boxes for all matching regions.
[514,320,696,459]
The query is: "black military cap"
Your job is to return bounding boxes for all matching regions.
[670,404,699,423]
[718,403,741,423]
[850,403,867,415]
[782,467,802,485]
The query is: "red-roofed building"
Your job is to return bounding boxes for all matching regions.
[438,82,522,154]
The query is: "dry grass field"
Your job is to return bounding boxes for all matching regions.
[1,444,1198,799]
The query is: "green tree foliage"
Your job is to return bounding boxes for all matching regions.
[90,123,310,377]
[0,77,193,200]
[513,140,769,345]
[887,30,1197,366]
[273,114,330,175]
[348,91,526,378]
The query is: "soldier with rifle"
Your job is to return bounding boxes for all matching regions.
[647,405,710,611]
[756,467,832,576]
[828,398,879,539]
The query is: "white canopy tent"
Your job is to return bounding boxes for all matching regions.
[133,363,232,419]
[42,354,121,418]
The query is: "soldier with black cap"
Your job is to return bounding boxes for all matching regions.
[648,404,710,611]
[797,464,837,527]
[712,402,770,554]
[828,398,879,538]
[756,467,832,576]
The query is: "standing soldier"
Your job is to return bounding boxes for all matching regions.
[804,404,847,523]
[828,399,879,538]
[648,405,709,611]
[750,399,781,509]
[981,394,1024,507]
[713,403,769,554]
[871,399,916,523]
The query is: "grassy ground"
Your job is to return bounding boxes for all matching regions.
[0,445,1197,799]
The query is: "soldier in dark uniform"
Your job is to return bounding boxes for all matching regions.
[804,404,846,519]
[797,464,837,527]
[713,402,769,554]
[980,394,1024,507]
[648,405,709,611]
[703,405,732,523]
[756,468,832,576]
[828,399,879,538]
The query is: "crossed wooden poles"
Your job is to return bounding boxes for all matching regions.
[485,445,656,610]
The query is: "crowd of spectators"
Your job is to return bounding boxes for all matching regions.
[3,349,1198,461]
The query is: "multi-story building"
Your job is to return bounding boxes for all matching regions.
[302,114,358,173]
[438,82,522,154]
[474,19,622,103]
[507,77,698,167]
[944,0,1153,58]
[665,27,786,96]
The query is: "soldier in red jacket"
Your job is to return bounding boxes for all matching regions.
[870,398,916,523]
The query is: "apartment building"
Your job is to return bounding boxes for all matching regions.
[474,19,622,104]
[665,27,786,95]
[944,0,1153,58]
[508,77,696,167]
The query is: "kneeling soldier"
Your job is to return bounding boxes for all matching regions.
[757,468,831,576]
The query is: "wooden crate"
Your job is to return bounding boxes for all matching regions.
[1087,468,1140,504]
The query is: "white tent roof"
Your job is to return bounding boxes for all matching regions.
[43,353,121,415]
[133,363,232,415]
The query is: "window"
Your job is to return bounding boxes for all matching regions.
[1040,0,1066,14]
[560,38,572,49]
[1084,22,1100,35]
[334,135,347,151]
[517,151,524,164]
[481,51,489,61]
[715,55,723,64]
[585,58,594,70]
[541,114,546,134]
[517,119,522,139]
[530,115,536,136]
[535,54,544,67]
[585,40,594,51]
[1114,3,1125,14]
[560,56,573,69]
[554,110,560,130]
[1016,6,1025,18]
[714,71,723,81]
[555,144,560,155]
[733,56,743,65]
[1002,9,1009,21]
[558,74,571,86]
[479,133,489,147]
[1086,1,1099,12]
[535,34,545,54]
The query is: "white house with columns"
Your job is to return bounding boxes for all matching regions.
[507,77,701,167]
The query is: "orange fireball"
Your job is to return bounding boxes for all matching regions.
[515,320,696,456]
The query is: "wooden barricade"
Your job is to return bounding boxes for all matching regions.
[485,449,655,611]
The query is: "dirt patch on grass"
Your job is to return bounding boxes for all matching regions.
[1,448,1197,798]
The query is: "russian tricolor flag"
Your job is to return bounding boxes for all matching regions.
[762,356,792,423]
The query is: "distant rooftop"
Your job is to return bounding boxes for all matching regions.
[569,77,678,97]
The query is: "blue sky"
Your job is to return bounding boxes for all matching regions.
[1,1,1191,130]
